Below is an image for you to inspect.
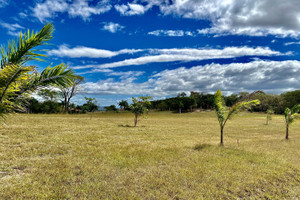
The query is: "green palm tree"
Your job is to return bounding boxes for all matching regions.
[214,89,261,146]
[0,23,79,123]
[284,105,300,139]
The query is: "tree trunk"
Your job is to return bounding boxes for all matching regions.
[286,126,289,139]
[220,126,224,146]
[266,116,269,125]
[190,105,193,112]
[179,108,181,114]
[134,114,138,127]
[64,97,68,113]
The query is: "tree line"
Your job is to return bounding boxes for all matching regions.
[149,90,300,114]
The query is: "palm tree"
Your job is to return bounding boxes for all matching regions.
[284,105,300,139]
[214,89,261,146]
[0,23,78,123]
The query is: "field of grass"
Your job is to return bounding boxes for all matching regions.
[0,111,300,199]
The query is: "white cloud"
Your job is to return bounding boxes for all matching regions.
[0,22,24,36]
[33,0,68,22]
[19,12,28,18]
[78,46,284,69]
[33,0,111,22]
[102,22,124,33]
[115,0,300,37]
[148,30,194,37]
[68,0,111,20]
[115,3,147,16]
[79,60,300,96]
[158,0,300,37]
[284,41,300,46]
[49,45,143,58]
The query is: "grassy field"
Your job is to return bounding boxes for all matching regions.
[0,111,300,199]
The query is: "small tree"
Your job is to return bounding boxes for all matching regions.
[265,109,274,125]
[284,104,300,139]
[83,97,98,112]
[60,77,84,113]
[83,97,98,119]
[214,89,261,146]
[104,105,118,112]
[129,96,151,127]
[118,100,129,111]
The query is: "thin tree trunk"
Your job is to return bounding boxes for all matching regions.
[286,126,289,139]
[134,114,138,127]
[220,126,224,146]
[266,116,269,125]
[179,108,181,114]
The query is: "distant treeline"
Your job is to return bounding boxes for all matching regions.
[26,89,98,114]
[27,98,98,114]
[150,90,300,114]
[26,90,300,114]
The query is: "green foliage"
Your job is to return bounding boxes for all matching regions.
[38,89,60,102]
[214,89,261,145]
[0,23,78,124]
[118,100,129,110]
[284,105,300,127]
[83,97,98,112]
[282,90,300,109]
[157,101,168,111]
[105,105,118,112]
[1,23,54,67]
[129,96,152,126]
[130,96,151,116]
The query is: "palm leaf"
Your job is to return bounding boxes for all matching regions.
[1,23,54,67]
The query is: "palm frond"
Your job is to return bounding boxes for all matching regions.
[18,63,78,94]
[285,105,300,126]
[214,89,227,126]
[227,99,260,120]
[1,23,54,67]
[0,64,32,102]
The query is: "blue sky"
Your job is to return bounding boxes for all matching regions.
[1,0,300,106]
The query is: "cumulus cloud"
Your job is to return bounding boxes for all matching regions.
[77,46,284,70]
[79,60,300,96]
[148,30,194,37]
[113,0,300,37]
[48,45,143,58]
[102,22,124,33]
[0,22,24,36]
[115,3,148,16]
[33,0,111,22]
[158,0,300,37]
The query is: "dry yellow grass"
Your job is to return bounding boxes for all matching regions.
[0,111,299,199]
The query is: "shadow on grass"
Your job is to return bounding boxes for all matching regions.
[118,124,134,128]
[118,124,146,128]
[194,143,213,151]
